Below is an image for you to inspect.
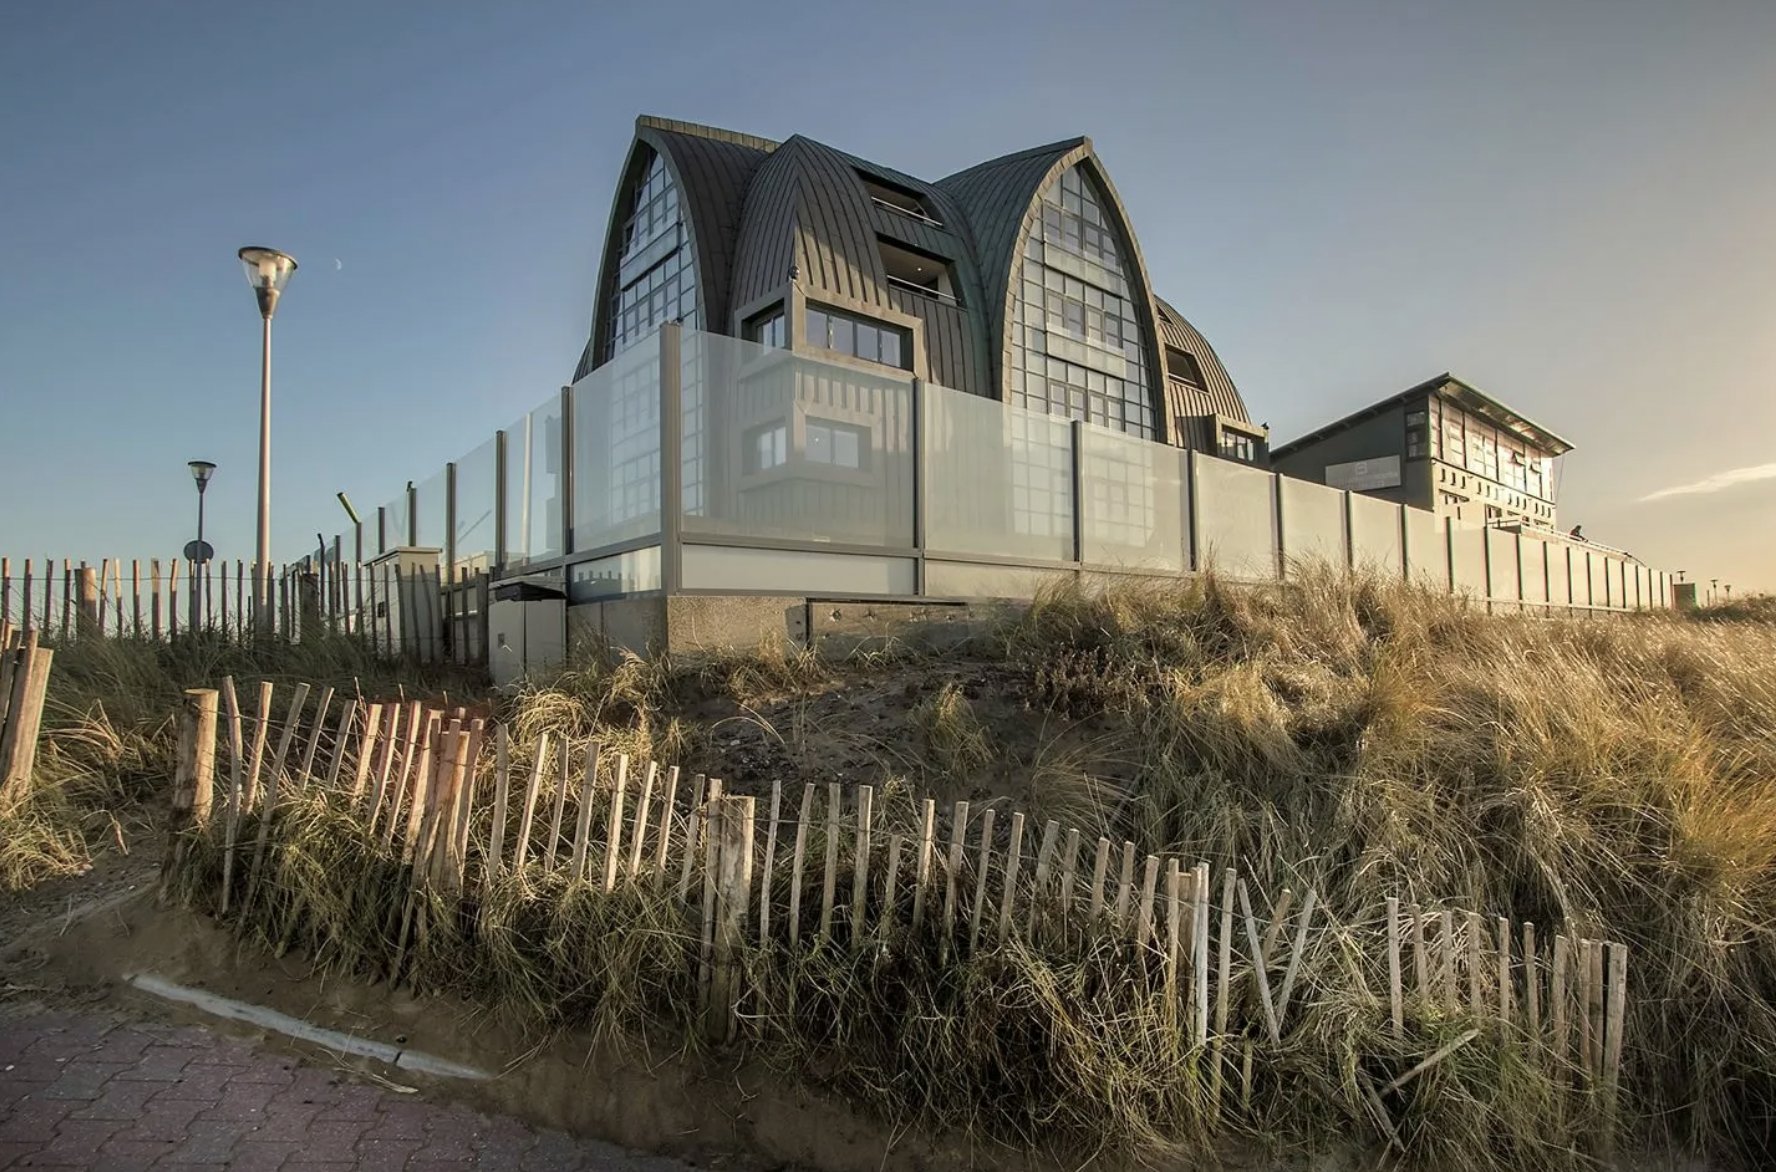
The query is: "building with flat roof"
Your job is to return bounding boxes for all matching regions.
[1270,374,1573,531]
[572,115,1268,465]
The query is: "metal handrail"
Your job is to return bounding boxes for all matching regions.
[871,196,944,229]
[886,274,957,305]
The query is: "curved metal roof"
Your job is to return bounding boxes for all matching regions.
[1154,296,1251,424]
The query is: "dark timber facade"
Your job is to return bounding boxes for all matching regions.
[1270,374,1574,531]
[573,115,1264,462]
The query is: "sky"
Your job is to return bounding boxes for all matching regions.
[2,0,1772,593]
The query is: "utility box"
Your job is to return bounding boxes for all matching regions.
[364,547,443,659]
[1672,581,1699,610]
[488,574,567,687]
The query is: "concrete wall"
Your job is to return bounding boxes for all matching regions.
[1350,493,1404,577]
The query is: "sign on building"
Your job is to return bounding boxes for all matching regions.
[1325,455,1402,493]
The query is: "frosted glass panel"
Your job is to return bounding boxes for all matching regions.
[503,398,564,567]
[1404,508,1444,589]
[1194,454,1277,580]
[413,471,446,551]
[1449,523,1488,597]
[1350,493,1403,577]
[1519,538,1549,605]
[681,331,914,547]
[1486,529,1521,602]
[1278,477,1346,574]
[1547,543,1572,605]
[453,437,497,571]
[568,546,661,602]
[1576,552,1596,606]
[1080,425,1185,571]
[925,384,1074,562]
[572,339,661,553]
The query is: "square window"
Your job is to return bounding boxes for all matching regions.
[806,309,829,348]
[855,322,879,362]
[880,329,903,368]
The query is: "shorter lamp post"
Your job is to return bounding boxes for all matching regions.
[186,460,217,633]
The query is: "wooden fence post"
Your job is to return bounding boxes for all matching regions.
[77,566,100,639]
[162,688,219,900]
[704,795,756,1044]
[0,633,53,809]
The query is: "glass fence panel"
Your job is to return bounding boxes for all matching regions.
[453,436,497,572]
[1486,529,1521,602]
[681,330,915,547]
[1404,508,1444,589]
[1193,454,1277,580]
[924,383,1074,562]
[1080,424,1185,571]
[1349,493,1403,577]
[568,546,662,602]
[572,339,661,553]
[1547,542,1572,606]
[1278,476,1347,574]
[1613,559,1629,610]
[1519,536,1550,605]
[413,470,447,552]
[502,398,564,568]
[1449,521,1488,598]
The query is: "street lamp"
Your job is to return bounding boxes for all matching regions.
[238,246,297,638]
[187,460,216,631]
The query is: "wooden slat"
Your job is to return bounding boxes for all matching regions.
[602,753,630,891]
[850,784,873,947]
[819,783,841,945]
[570,742,602,884]
[966,808,996,953]
[997,811,1024,942]
[787,782,814,945]
[512,732,550,872]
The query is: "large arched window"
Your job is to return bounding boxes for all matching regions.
[1007,164,1155,438]
[605,151,699,362]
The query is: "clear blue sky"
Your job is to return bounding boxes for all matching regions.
[3,0,1773,591]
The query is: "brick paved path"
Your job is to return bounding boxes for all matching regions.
[0,1008,697,1171]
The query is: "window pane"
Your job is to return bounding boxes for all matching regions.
[834,428,860,469]
[880,329,902,368]
[830,315,855,356]
[806,309,828,348]
[855,322,879,362]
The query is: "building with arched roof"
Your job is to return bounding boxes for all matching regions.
[572,115,1265,464]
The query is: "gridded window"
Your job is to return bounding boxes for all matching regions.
[806,419,868,470]
[747,307,786,349]
[805,306,909,369]
[1220,432,1258,464]
[1405,409,1428,459]
[1008,164,1155,438]
[746,423,787,473]
[605,152,698,361]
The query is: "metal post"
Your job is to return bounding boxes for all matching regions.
[1069,420,1086,567]
[660,322,684,594]
[189,484,208,633]
[445,462,458,575]
[1185,449,1200,573]
[377,506,387,556]
[255,315,272,638]
[494,429,508,573]
[911,377,926,595]
[407,484,418,548]
[559,384,575,557]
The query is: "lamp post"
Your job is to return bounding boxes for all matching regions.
[237,246,298,638]
[187,460,216,632]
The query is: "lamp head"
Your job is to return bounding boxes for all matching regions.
[188,460,217,491]
[237,246,297,319]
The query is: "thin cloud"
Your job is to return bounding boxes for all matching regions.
[1640,462,1776,503]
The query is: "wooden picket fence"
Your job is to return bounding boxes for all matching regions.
[166,676,1633,1144]
[0,622,55,808]
[0,556,487,665]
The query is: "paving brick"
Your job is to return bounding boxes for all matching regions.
[286,1118,373,1164]
[68,1075,179,1121]
[158,1117,243,1164]
[110,1099,209,1143]
[81,1029,159,1067]
[146,1064,236,1102]
[245,1101,325,1142]
[193,1078,284,1121]
[406,1159,474,1171]
[37,1060,133,1100]
[0,1096,78,1142]
[31,1118,129,1165]
[311,1084,382,1122]
[281,1164,356,1172]
[228,1139,303,1171]
[352,1136,424,1172]
[231,1058,299,1086]
[0,1141,41,1169]
[364,1101,433,1141]
[94,1135,181,1165]
[113,1044,200,1081]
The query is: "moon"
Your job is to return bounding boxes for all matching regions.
[334,258,343,271]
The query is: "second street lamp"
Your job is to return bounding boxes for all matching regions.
[238,246,297,638]
[186,460,216,631]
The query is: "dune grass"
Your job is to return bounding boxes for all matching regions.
[159,569,1776,1169]
[0,631,485,893]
